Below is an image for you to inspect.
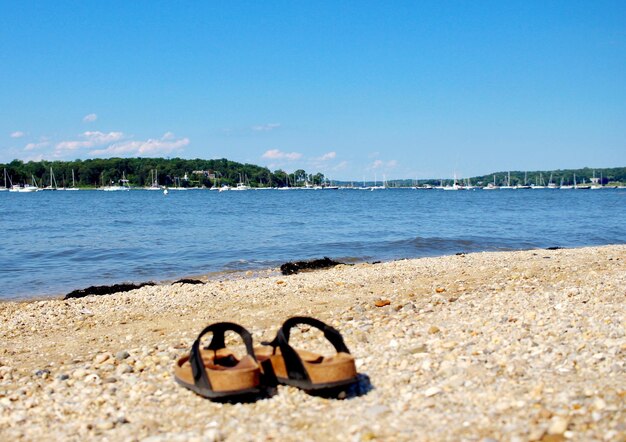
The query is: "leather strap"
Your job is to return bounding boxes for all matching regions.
[264,316,350,382]
[189,322,257,392]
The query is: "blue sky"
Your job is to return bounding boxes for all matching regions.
[1,1,625,180]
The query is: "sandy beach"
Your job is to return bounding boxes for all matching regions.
[1,245,624,441]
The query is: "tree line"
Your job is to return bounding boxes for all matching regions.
[0,158,327,188]
[380,167,626,187]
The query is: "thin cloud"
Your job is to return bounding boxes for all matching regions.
[83,113,98,123]
[56,131,124,152]
[333,161,349,171]
[252,123,281,132]
[90,133,189,157]
[262,149,302,161]
[24,141,50,151]
[10,131,25,138]
[369,159,397,170]
[320,151,336,161]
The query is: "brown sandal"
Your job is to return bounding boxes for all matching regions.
[174,322,262,399]
[255,316,358,391]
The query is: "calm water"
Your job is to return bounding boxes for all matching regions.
[1,188,625,300]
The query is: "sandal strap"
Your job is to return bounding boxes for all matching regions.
[189,322,256,392]
[265,316,350,382]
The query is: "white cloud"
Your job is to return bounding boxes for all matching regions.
[24,141,50,151]
[90,133,189,157]
[55,131,125,153]
[83,113,98,122]
[10,131,25,138]
[262,149,302,161]
[369,159,397,170]
[252,123,281,132]
[320,151,336,161]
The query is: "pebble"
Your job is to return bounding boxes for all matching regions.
[547,416,569,435]
[116,364,132,375]
[115,351,130,361]
[0,245,624,441]
[428,325,441,334]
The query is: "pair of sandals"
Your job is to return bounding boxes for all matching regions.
[174,316,358,400]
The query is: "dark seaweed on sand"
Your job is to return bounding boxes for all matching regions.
[64,282,156,300]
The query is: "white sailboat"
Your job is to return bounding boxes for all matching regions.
[560,175,574,189]
[232,173,251,191]
[482,174,499,190]
[500,172,515,189]
[10,174,40,192]
[443,173,460,190]
[590,170,602,190]
[66,169,80,190]
[0,168,10,191]
[42,167,58,190]
[101,172,130,191]
[144,169,161,190]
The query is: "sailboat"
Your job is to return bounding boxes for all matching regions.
[0,168,10,191]
[42,167,58,190]
[232,173,251,190]
[482,174,499,190]
[144,169,161,190]
[500,172,515,189]
[515,172,531,189]
[66,169,80,190]
[443,173,461,190]
[10,174,40,192]
[560,175,574,189]
[590,171,603,190]
[531,173,545,189]
[101,172,130,191]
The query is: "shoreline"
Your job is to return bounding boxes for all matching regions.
[1,245,625,440]
[2,244,615,303]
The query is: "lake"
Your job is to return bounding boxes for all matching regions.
[1,188,625,300]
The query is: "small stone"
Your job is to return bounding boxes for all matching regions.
[428,326,440,334]
[115,351,130,361]
[12,413,27,424]
[95,420,114,431]
[72,368,88,379]
[35,369,50,378]
[116,364,132,375]
[435,287,446,293]
[541,435,566,442]
[593,398,606,410]
[423,387,442,397]
[409,344,428,354]
[56,374,70,381]
[99,363,115,372]
[94,353,110,364]
[547,417,569,435]
[375,299,391,307]
[134,360,146,371]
